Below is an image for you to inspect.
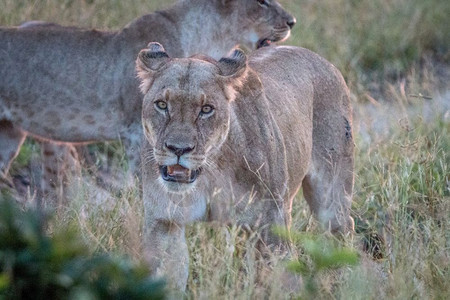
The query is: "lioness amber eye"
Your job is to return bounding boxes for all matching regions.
[155,101,167,110]
[201,105,214,115]
[257,0,269,7]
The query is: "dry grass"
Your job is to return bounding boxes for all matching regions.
[1,0,449,298]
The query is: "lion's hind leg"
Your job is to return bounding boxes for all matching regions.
[303,69,355,235]
[302,149,354,235]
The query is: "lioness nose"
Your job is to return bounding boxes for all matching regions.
[287,17,296,29]
[165,143,195,157]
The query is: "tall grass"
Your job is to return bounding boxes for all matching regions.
[353,100,449,298]
[1,0,449,298]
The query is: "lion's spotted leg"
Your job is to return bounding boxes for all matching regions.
[142,220,189,292]
[0,120,26,187]
[302,155,354,235]
[122,125,144,187]
[40,142,81,208]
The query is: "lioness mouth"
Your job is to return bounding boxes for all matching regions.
[257,38,273,49]
[159,164,201,184]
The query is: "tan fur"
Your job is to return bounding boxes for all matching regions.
[137,43,354,290]
[0,0,295,202]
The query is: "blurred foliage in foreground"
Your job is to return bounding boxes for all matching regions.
[0,199,165,300]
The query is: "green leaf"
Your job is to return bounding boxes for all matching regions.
[0,273,10,291]
[286,260,309,275]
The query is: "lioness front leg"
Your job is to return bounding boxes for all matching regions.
[0,121,26,187]
[142,220,189,291]
[241,196,302,293]
[248,197,291,253]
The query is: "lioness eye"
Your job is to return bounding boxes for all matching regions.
[257,0,269,7]
[200,105,214,116]
[155,100,167,111]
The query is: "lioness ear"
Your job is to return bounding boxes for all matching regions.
[218,49,247,78]
[136,42,170,93]
[137,42,169,72]
[217,49,248,100]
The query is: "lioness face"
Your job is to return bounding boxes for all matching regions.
[137,44,247,193]
[143,66,231,193]
[234,0,296,49]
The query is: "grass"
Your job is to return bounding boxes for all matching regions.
[353,103,449,298]
[1,0,449,298]
[282,0,450,95]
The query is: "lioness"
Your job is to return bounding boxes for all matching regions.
[136,43,355,290]
[0,0,295,201]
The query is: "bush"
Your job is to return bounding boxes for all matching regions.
[275,228,359,298]
[0,199,166,300]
